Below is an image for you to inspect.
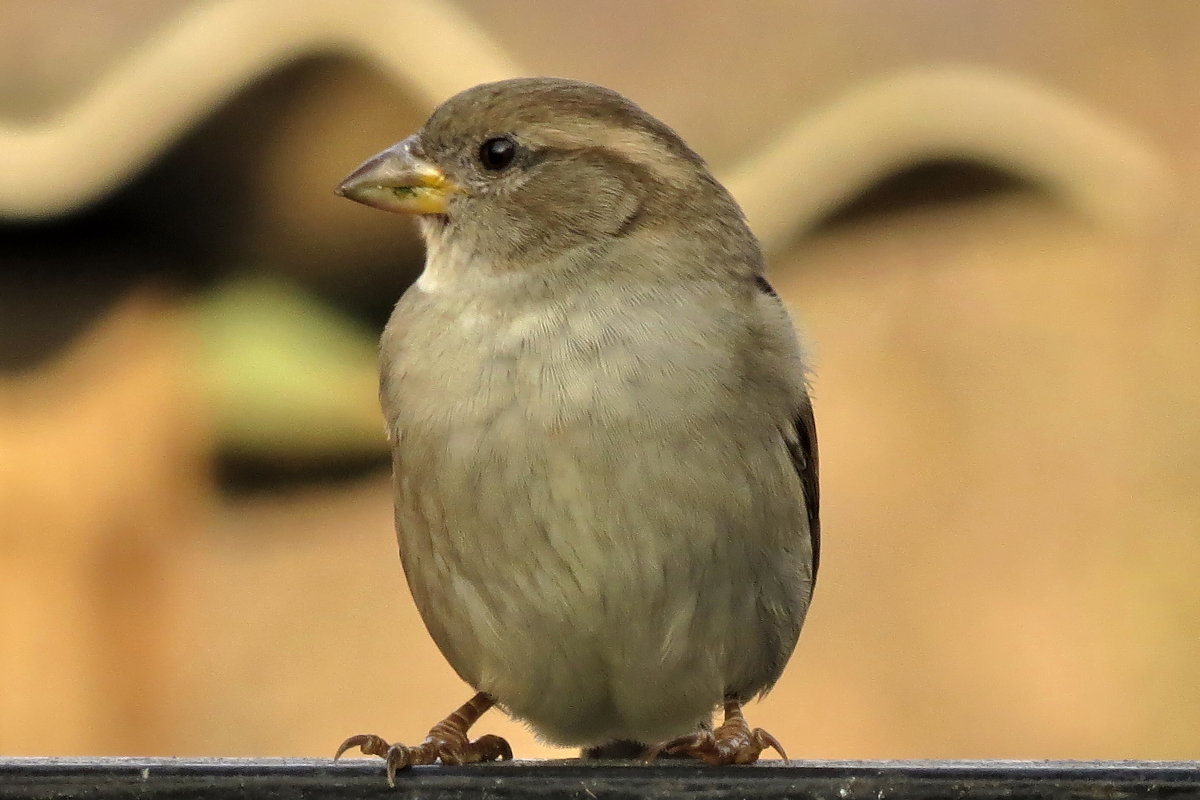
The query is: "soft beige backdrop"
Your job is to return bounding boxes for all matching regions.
[1,0,1198,761]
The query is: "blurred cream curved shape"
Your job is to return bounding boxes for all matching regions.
[0,3,1173,245]
[730,66,1175,253]
[0,0,525,219]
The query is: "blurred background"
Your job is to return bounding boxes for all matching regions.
[1,0,1198,761]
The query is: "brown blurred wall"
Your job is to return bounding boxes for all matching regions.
[2,0,1199,761]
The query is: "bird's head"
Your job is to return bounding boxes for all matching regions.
[337,77,756,273]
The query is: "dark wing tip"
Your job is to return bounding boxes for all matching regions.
[786,397,820,583]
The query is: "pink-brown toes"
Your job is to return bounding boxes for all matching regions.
[730,733,762,764]
[384,742,436,787]
[334,733,391,760]
[338,693,508,785]
[471,733,514,762]
[348,733,514,786]
[430,733,513,766]
[640,733,703,763]
[641,724,788,765]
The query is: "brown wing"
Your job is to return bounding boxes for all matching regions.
[756,274,820,583]
[787,397,820,582]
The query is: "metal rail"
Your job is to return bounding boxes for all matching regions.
[2,757,1198,799]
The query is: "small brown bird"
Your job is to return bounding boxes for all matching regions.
[335,77,818,783]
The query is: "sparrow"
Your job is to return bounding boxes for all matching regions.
[334,77,818,783]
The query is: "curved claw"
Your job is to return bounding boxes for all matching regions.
[337,730,513,787]
[378,735,511,786]
[384,743,422,787]
[752,727,789,762]
[641,723,789,765]
[334,692,508,785]
[334,733,391,760]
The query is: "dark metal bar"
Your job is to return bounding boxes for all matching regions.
[2,757,1198,799]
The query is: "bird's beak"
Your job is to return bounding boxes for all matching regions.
[335,136,458,215]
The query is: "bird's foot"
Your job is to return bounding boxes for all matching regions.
[641,697,787,765]
[334,731,512,786]
[334,692,512,786]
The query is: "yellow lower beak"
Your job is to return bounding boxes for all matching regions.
[336,136,457,215]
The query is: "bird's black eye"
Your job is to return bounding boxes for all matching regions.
[478,136,517,170]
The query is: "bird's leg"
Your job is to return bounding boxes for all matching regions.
[641,696,788,765]
[335,692,512,786]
